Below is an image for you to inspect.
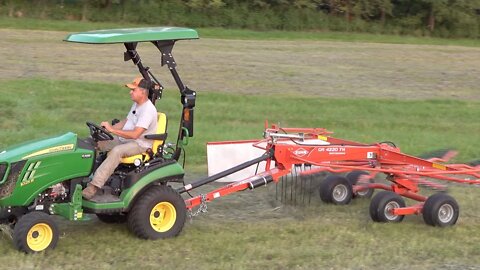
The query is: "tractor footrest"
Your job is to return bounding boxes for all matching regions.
[87,186,121,203]
[89,193,121,203]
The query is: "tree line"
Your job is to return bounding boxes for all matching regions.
[1,0,479,38]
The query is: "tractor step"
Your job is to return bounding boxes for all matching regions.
[89,187,121,203]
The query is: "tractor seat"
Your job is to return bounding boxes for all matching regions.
[120,112,167,165]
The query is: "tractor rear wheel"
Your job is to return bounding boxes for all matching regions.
[369,191,406,223]
[13,211,59,253]
[422,193,459,227]
[319,175,353,205]
[346,170,374,199]
[127,185,186,239]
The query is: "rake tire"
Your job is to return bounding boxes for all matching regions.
[422,193,459,227]
[319,175,353,205]
[369,191,406,223]
[346,170,374,199]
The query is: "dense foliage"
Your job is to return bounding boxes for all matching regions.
[1,0,479,38]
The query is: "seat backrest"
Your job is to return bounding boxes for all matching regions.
[152,112,167,154]
[119,112,167,165]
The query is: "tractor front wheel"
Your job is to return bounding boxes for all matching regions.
[422,193,459,227]
[319,175,353,205]
[369,191,406,223]
[13,211,59,253]
[127,185,186,239]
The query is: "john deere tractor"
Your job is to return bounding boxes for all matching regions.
[0,27,197,253]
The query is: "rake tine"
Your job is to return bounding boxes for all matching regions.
[293,165,297,206]
[281,175,285,202]
[275,174,278,201]
[307,164,312,205]
[301,165,305,206]
[290,167,297,202]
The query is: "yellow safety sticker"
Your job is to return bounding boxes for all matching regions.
[318,135,328,141]
[432,163,447,170]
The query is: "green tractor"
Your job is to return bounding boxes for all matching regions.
[0,27,198,253]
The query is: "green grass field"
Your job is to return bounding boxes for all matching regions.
[0,19,479,269]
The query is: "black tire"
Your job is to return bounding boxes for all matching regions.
[319,175,353,205]
[422,193,459,227]
[369,191,406,223]
[96,213,127,224]
[13,211,59,253]
[127,185,186,239]
[346,170,374,199]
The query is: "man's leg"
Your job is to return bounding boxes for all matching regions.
[92,137,122,170]
[83,141,146,199]
[97,137,122,152]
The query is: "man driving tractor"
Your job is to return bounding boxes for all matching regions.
[0,27,196,253]
[82,77,158,200]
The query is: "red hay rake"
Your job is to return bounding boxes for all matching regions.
[178,124,480,227]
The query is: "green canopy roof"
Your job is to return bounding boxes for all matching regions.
[64,27,199,44]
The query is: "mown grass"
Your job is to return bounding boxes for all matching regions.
[0,79,479,269]
[1,16,479,47]
[0,185,480,269]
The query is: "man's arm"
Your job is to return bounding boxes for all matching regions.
[112,119,127,130]
[101,121,146,140]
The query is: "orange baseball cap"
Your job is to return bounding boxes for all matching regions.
[125,77,151,90]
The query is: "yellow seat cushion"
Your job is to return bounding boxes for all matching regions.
[120,112,167,164]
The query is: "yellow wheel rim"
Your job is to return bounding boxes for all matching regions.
[150,202,176,232]
[27,223,53,252]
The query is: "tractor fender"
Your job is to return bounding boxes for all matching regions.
[120,161,184,211]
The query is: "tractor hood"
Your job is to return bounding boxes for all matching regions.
[0,132,78,163]
[0,132,95,206]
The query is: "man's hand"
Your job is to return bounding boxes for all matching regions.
[101,121,114,133]
[101,120,146,140]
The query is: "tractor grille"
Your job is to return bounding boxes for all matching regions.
[0,160,26,199]
[0,163,6,182]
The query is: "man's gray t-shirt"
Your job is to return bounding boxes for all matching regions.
[119,100,158,148]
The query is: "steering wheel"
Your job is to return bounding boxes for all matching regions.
[86,121,114,141]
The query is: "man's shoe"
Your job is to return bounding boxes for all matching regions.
[82,184,99,200]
